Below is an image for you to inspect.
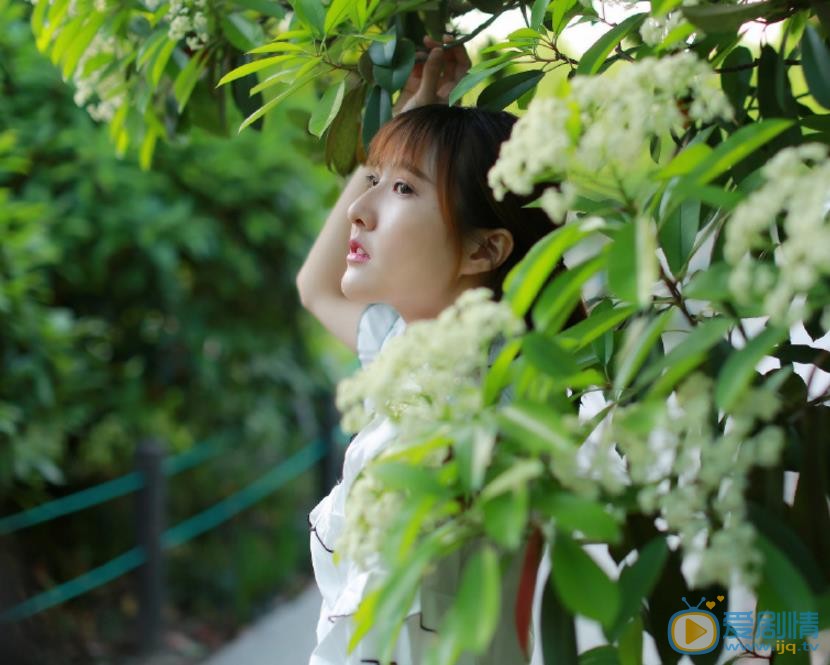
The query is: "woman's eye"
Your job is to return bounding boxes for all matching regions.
[365,174,379,187]
[393,181,414,195]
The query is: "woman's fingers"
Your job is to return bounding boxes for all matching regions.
[418,46,445,101]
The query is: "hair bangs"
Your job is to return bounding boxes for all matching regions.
[365,113,438,181]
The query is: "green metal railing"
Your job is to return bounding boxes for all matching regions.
[0,421,350,651]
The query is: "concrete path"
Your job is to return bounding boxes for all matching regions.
[200,583,321,665]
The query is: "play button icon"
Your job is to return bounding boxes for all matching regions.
[686,618,707,643]
[669,610,720,654]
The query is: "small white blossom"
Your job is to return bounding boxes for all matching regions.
[610,373,783,587]
[725,144,830,325]
[488,53,732,215]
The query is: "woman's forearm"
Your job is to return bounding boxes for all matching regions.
[296,164,371,305]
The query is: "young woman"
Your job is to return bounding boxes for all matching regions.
[296,35,558,665]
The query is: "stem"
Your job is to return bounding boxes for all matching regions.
[659,265,697,326]
[443,5,520,49]
[715,58,801,73]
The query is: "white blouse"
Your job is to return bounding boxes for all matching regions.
[307,303,531,665]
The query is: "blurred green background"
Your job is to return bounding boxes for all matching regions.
[0,0,354,661]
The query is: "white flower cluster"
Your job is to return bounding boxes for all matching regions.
[334,288,524,569]
[167,0,210,51]
[488,53,732,216]
[639,11,685,48]
[336,470,407,570]
[612,373,784,587]
[725,143,830,326]
[72,32,128,122]
[335,287,525,434]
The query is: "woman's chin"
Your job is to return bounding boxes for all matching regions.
[340,276,373,303]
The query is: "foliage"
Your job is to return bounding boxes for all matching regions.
[20,0,830,663]
[2,0,344,656]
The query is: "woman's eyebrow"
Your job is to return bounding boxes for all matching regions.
[397,161,433,184]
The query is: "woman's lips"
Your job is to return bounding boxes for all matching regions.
[346,250,370,263]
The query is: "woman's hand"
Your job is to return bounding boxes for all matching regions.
[392,33,472,116]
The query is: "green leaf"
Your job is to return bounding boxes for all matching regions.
[371,460,449,494]
[533,255,604,334]
[523,332,581,379]
[448,52,519,106]
[373,39,416,93]
[801,24,830,109]
[289,0,325,37]
[221,13,265,51]
[757,44,797,118]
[541,576,578,665]
[497,402,575,456]
[672,119,793,201]
[618,615,643,665]
[612,309,673,397]
[308,80,346,137]
[482,485,528,549]
[248,62,305,95]
[576,13,647,76]
[613,537,668,634]
[579,646,620,665]
[531,0,550,31]
[637,317,732,396]
[326,82,365,175]
[248,41,309,54]
[361,84,392,151]
[217,55,297,87]
[551,0,579,34]
[150,39,177,87]
[504,223,589,319]
[651,0,683,16]
[50,15,84,67]
[683,262,731,301]
[60,12,106,79]
[477,70,545,111]
[452,546,502,651]
[368,31,397,66]
[137,28,169,69]
[556,305,636,351]
[720,46,753,117]
[755,531,816,614]
[234,0,286,18]
[324,0,354,35]
[551,531,620,629]
[658,143,713,179]
[681,1,773,34]
[606,217,657,308]
[536,492,621,542]
[174,51,208,112]
[238,62,321,131]
[659,198,700,275]
[483,337,522,406]
[480,459,544,501]
[715,324,789,412]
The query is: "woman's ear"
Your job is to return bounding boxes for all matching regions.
[459,228,514,276]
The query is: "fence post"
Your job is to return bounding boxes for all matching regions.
[135,439,165,654]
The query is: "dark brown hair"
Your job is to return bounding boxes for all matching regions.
[366,104,579,330]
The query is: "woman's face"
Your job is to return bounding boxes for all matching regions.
[342,150,479,322]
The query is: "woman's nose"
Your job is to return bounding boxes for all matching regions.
[347,189,375,229]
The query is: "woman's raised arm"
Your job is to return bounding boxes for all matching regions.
[295,164,372,353]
